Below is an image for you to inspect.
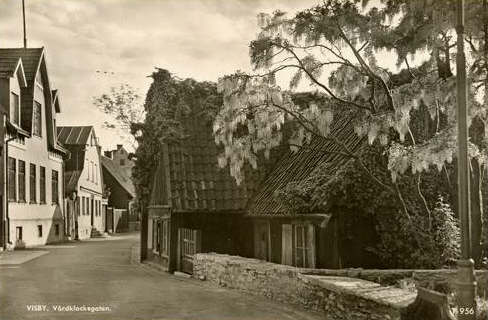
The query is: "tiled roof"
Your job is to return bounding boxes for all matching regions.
[247,113,363,217]
[101,156,136,198]
[57,126,93,145]
[149,153,169,207]
[149,114,262,213]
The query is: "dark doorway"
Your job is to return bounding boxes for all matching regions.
[254,221,270,261]
[90,198,94,226]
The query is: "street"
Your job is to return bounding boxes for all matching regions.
[0,233,322,320]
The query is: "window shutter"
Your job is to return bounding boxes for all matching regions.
[307,224,316,268]
[281,224,293,265]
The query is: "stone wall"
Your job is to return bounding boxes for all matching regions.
[193,253,417,320]
[302,268,488,296]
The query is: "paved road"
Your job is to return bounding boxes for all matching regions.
[0,233,322,320]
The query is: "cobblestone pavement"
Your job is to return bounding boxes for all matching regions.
[0,233,323,320]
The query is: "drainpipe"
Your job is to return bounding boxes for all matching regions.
[4,135,16,249]
[62,150,71,238]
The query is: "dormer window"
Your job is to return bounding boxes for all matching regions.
[33,101,42,136]
[10,92,20,126]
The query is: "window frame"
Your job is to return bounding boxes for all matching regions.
[161,219,169,257]
[40,166,46,204]
[18,160,26,203]
[51,170,59,204]
[29,163,36,203]
[37,225,43,238]
[32,101,42,137]
[10,92,20,126]
[8,157,16,202]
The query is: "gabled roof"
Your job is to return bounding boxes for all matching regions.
[57,126,93,145]
[148,152,169,207]
[0,48,66,154]
[247,113,363,217]
[148,114,263,213]
[0,48,44,86]
[0,56,27,87]
[101,156,136,198]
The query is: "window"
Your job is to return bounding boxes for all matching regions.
[154,221,161,253]
[8,157,16,201]
[33,101,42,136]
[40,167,46,204]
[294,225,315,268]
[18,160,25,202]
[81,197,85,215]
[281,224,316,268]
[52,170,59,204]
[120,159,125,166]
[10,92,20,126]
[86,159,90,180]
[29,164,36,203]
[38,225,42,237]
[94,164,98,184]
[161,220,169,256]
[55,224,59,236]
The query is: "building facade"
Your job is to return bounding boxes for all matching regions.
[104,144,134,178]
[0,48,68,248]
[101,155,135,233]
[57,126,104,240]
[144,113,258,274]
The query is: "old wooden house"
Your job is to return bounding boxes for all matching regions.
[144,114,258,274]
[101,155,135,233]
[247,115,381,269]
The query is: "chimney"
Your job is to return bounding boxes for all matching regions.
[116,144,123,150]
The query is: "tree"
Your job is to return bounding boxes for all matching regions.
[214,0,488,264]
[93,84,146,150]
[95,69,222,204]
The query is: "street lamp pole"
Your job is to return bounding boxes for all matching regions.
[455,0,477,318]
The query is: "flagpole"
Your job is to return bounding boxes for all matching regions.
[22,0,27,48]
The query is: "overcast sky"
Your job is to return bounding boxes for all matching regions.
[0,0,319,151]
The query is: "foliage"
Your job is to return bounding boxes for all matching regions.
[93,84,145,150]
[130,69,221,204]
[214,0,488,266]
[275,141,459,268]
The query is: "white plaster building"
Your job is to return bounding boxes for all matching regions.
[0,48,68,248]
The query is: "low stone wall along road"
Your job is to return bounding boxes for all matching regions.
[0,233,322,320]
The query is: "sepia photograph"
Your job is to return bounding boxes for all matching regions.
[0,0,487,319]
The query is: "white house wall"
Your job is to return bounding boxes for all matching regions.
[75,130,104,239]
[8,70,64,247]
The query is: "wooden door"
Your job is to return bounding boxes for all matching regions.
[254,221,270,261]
[178,228,201,274]
[281,224,293,265]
